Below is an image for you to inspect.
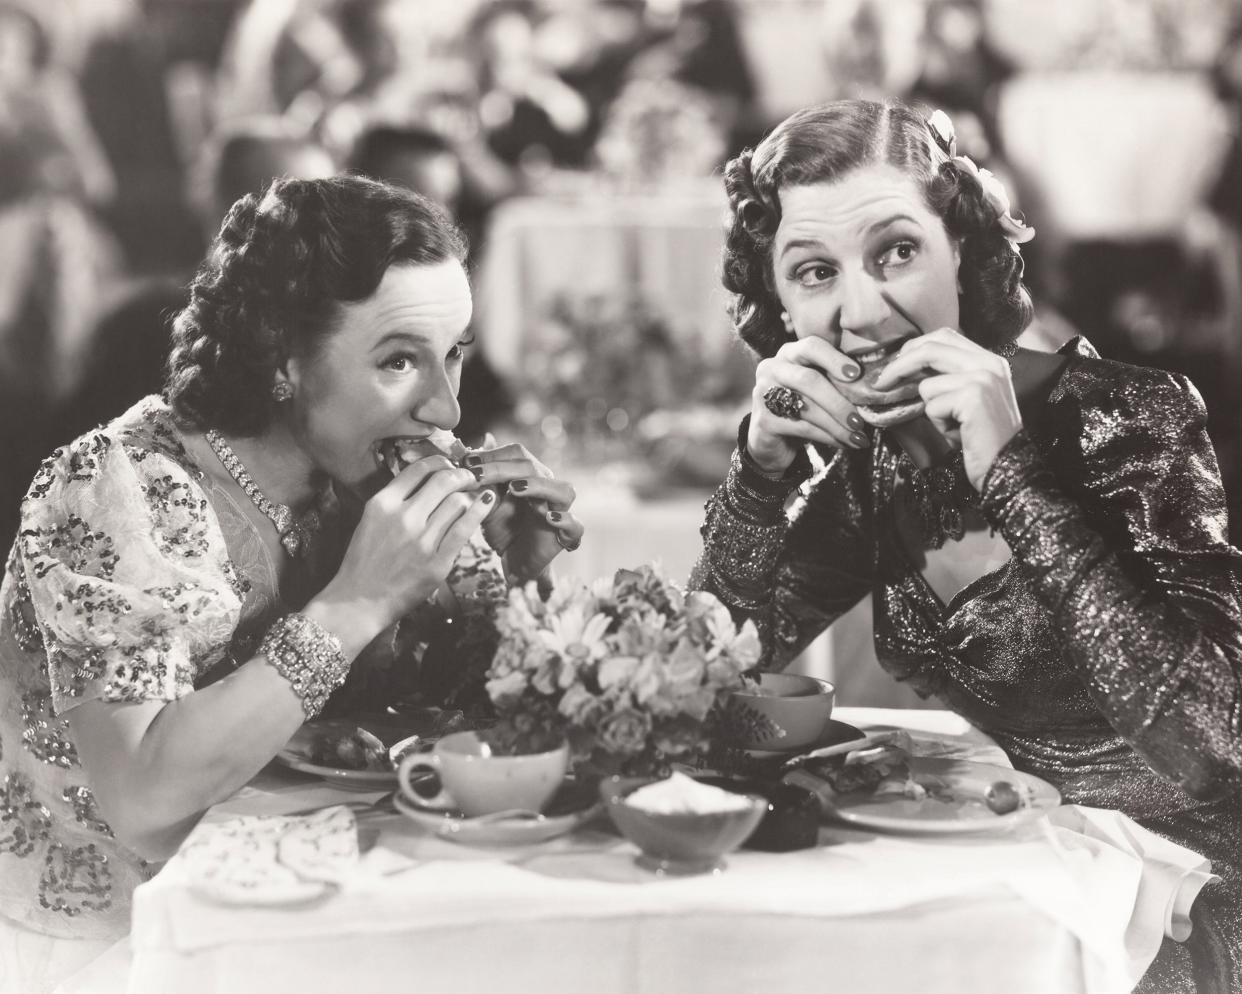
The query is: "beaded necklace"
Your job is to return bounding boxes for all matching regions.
[205,429,322,558]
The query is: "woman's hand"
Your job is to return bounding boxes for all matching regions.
[747,336,920,474]
[465,437,584,583]
[319,455,495,638]
[872,328,1023,490]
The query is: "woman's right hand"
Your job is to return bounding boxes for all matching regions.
[316,454,494,639]
[746,337,872,475]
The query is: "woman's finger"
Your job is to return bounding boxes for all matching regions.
[779,334,866,384]
[502,474,577,509]
[410,489,477,549]
[545,508,585,552]
[435,490,497,557]
[873,336,990,390]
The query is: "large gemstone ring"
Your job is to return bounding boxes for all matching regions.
[763,385,804,421]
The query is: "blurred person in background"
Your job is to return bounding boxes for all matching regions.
[0,174,585,993]
[0,10,124,551]
[51,117,336,449]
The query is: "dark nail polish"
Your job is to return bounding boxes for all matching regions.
[463,454,482,468]
[510,479,527,493]
[847,412,865,431]
[480,489,495,504]
[850,431,870,448]
[468,464,484,480]
[842,364,861,381]
[548,510,563,523]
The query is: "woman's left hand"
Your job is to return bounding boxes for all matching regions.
[464,437,584,582]
[872,328,1023,490]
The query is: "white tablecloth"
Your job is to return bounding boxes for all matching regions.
[64,709,1216,994]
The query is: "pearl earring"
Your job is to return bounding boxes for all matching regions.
[780,310,795,334]
[271,381,293,402]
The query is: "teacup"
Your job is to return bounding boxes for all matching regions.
[396,731,569,818]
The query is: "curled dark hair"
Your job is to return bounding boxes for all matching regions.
[165,175,468,435]
[722,100,1033,358]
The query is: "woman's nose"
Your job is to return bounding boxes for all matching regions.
[837,270,892,340]
[411,368,461,431]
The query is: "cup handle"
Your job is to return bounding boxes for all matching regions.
[396,751,455,811]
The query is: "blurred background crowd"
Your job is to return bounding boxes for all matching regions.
[3,0,1242,637]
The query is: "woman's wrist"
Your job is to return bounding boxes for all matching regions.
[301,592,388,662]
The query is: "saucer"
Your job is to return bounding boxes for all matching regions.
[394,780,601,846]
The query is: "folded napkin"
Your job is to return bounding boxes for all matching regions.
[180,806,361,906]
[1039,804,1219,990]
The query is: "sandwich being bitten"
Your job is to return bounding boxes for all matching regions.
[849,334,927,429]
[376,431,503,513]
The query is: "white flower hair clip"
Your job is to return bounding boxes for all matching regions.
[926,109,1035,248]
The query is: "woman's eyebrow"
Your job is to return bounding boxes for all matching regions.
[867,214,921,236]
[369,330,431,353]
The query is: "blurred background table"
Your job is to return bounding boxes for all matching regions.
[476,179,737,380]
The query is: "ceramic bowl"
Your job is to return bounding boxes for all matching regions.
[724,673,835,751]
[600,775,767,875]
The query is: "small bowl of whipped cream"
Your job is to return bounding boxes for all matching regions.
[601,772,767,875]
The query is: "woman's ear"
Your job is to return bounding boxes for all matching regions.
[272,362,296,403]
[953,241,963,295]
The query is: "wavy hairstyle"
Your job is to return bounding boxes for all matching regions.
[166,174,467,435]
[722,100,1033,358]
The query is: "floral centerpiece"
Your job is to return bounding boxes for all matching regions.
[484,565,760,777]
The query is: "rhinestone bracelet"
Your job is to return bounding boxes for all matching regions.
[259,613,350,718]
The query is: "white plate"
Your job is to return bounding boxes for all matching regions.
[276,720,400,789]
[827,758,1060,835]
[393,786,601,846]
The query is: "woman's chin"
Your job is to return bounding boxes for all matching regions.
[856,399,926,429]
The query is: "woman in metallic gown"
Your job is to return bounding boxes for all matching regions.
[691,100,1242,992]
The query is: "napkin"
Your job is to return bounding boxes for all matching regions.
[180,806,361,905]
[1040,804,1219,988]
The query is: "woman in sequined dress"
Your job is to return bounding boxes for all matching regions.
[0,174,584,984]
[690,100,1242,992]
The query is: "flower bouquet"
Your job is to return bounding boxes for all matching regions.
[484,565,760,777]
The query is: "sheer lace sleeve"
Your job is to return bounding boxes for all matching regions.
[979,368,1242,800]
[689,418,874,671]
[18,431,244,714]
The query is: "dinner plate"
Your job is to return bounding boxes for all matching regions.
[393,780,601,846]
[276,719,407,789]
[826,758,1061,835]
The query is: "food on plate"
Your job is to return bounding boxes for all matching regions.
[985,780,1023,815]
[804,742,922,797]
[625,772,756,815]
[306,725,389,771]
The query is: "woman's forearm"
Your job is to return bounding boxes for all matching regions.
[68,600,385,860]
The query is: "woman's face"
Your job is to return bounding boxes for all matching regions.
[772,162,961,363]
[280,260,472,493]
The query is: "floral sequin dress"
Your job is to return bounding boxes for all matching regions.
[691,338,1242,992]
[0,396,507,940]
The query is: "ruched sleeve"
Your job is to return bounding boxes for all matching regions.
[980,366,1242,800]
[18,430,245,714]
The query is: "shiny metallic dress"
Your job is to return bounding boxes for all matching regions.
[692,339,1242,992]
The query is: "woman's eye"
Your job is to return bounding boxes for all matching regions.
[878,241,918,267]
[382,354,416,372]
[795,263,835,287]
[447,343,467,362]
